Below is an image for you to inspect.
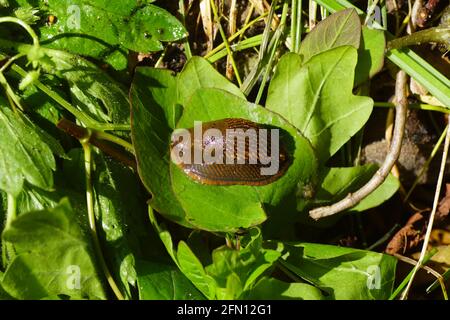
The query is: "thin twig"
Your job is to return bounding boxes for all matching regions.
[309,71,408,220]
[393,253,448,299]
[400,122,450,299]
[226,0,238,80]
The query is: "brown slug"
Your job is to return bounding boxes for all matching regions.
[170,118,291,186]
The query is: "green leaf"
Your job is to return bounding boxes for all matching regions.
[313,165,399,213]
[33,1,186,69]
[242,277,325,300]
[204,237,280,299]
[2,199,106,299]
[92,152,150,298]
[313,0,450,107]
[354,27,386,86]
[0,106,56,196]
[278,242,397,300]
[131,68,189,226]
[131,57,270,231]
[178,56,245,106]
[171,88,317,231]
[136,260,204,300]
[177,241,216,300]
[267,47,373,162]
[38,46,131,125]
[298,8,361,63]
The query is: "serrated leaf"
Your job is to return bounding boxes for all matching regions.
[267,47,373,162]
[35,0,186,69]
[0,106,56,196]
[299,8,361,63]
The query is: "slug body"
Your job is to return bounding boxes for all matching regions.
[170,118,291,186]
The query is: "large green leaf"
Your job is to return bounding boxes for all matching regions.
[0,106,56,196]
[170,88,317,231]
[20,0,186,69]
[298,8,361,63]
[130,68,189,226]
[1,199,106,299]
[278,242,397,300]
[136,260,204,300]
[313,165,399,213]
[39,46,130,124]
[131,57,270,231]
[266,47,373,162]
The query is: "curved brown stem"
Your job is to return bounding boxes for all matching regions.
[309,71,408,220]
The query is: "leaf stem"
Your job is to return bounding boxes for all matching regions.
[93,131,134,154]
[5,193,17,230]
[10,63,130,131]
[374,101,450,113]
[178,0,192,59]
[2,193,17,267]
[387,27,450,50]
[0,17,39,47]
[81,140,125,300]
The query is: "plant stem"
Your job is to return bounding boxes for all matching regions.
[5,193,17,230]
[401,123,450,299]
[255,1,288,104]
[291,0,303,52]
[0,53,25,73]
[389,248,437,299]
[0,17,39,46]
[94,131,134,154]
[81,141,125,300]
[374,101,450,114]
[210,0,242,86]
[309,70,408,220]
[178,0,192,59]
[10,64,130,131]
[404,124,448,202]
[204,11,270,59]
[2,193,17,267]
[387,27,450,50]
